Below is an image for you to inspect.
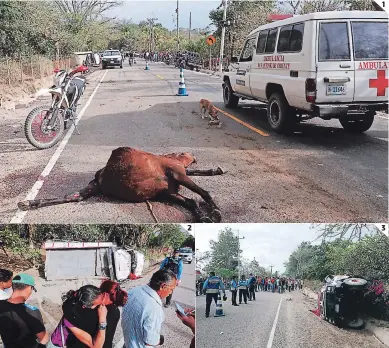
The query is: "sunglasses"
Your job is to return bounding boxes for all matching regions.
[31,286,37,293]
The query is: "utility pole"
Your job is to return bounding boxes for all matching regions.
[176,0,180,52]
[237,230,245,282]
[219,0,228,73]
[189,12,191,41]
[270,265,274,277]
[146,18,158,52]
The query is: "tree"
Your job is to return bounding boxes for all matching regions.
[54,0,122,33]
[207,227,241,272]
[195,251,210,268]
[312,223,378,242]
[209,0,276,58]
[181,235,195,250]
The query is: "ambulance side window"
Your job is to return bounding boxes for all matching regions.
[256,30,268,54]
[351,21,388,60]
[240,38,255,62]
[277,25,293,52]
[319,22,350,61]
[265,28,278,53]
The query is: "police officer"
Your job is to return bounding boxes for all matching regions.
[160,249,183,307]
[238,275,248,304]
[248,273,257,301]
[202,272,226,318]
[230,276,239,306]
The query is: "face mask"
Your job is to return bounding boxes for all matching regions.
[1,287,13,297]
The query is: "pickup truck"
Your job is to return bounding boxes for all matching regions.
[101,49,123,69]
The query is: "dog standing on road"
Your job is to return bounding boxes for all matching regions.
[199,99,220,125]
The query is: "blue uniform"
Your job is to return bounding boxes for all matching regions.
[203,276,225,316]
[203,276,225,294]
[160,257,183,280]
[230,279,238,305]
[238,279,248,304]
[230,280,238,291]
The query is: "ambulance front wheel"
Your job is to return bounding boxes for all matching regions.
[339,112,374,133]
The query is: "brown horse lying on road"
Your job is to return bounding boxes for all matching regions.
[18,147,225,222]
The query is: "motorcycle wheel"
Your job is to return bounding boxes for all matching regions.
[346,318,364,329]
[25,106,64,149]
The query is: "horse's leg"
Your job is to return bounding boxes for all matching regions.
[185,167,225,176]
[158,192,212,223]
[168,171,221,223]
[17,180,99,211]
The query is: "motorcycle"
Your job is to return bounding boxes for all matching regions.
[318,275,367,329]
[24,64,89,149]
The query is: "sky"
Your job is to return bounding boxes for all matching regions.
[108,0,220,30]
[195,223,325,274]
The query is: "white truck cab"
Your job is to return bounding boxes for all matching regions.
[222,11,389,133]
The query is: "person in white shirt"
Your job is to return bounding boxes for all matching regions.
[0,269,13,300]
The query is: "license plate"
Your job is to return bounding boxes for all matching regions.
[326,85,346,95]
[110,60,114,63]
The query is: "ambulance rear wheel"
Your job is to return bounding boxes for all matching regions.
[339,112,374,133]
[267,93,295,133]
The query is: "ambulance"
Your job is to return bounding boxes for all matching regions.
[222,11,389,133]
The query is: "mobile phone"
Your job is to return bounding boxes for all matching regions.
[175,302,187,316]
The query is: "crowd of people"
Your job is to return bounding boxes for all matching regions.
[0,249,194,348]
[198,271,304,316]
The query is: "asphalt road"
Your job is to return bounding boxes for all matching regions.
[0,60,387,223]
[196,289,386,348]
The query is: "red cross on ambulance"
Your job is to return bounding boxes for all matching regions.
[369,70,389,97]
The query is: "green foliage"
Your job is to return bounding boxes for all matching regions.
[181,235,195,250]
[206,227,241,272]
[1,224,188,252]
[0,226,41,266]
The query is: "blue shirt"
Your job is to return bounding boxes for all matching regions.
[159,257,183,280]
[230,280,238,290]
[202,276,225,292]
[122,285,164,348]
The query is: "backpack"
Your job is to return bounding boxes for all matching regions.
[164,257,180,275]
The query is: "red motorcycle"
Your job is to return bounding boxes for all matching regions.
[24,64,89,149]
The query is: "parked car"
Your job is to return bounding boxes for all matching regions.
[101,49,123,69]
[223,11,388,134]
[178,247,193,264]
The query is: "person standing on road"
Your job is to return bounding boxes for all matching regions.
[0,268,13,300]
[0,273,49,348]
[230,276,238,306]
[238,275,248,304]
[248,274,256,301]
[202,272,226,318]
[122,270,177,348]
[160,249,183,308]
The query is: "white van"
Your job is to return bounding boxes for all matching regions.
[222,11,389,133]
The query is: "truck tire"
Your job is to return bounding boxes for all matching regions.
[339,112,374,133]
[267,93,295,133]
[223,81,239,108]
[346,318,364,329]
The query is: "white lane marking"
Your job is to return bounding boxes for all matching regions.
[114,337,124,348]
[10,70,108,223]
[266,296,283,348]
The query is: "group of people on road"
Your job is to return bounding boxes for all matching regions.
[200,270,304,316]
[0,250,194,348]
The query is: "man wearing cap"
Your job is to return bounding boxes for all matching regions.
[0,273,49,348]
[160,249,183,308]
